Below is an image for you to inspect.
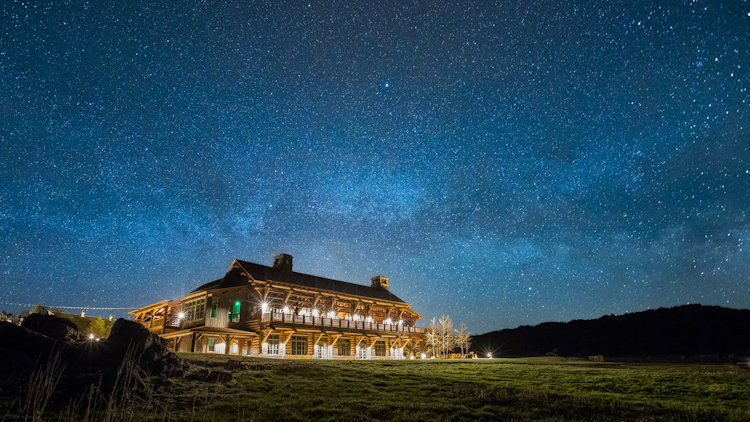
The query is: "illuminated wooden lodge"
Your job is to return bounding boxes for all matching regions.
[130,254,425,359]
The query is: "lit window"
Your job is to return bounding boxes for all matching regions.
[266,334,279,354]
[373,341,386,357]
[229,300,241,322]
[356,345,367,359]
[336,339,350,356]
[290,335,307,355]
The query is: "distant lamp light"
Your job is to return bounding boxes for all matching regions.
[487,353,492,359]
[177,312,185,320]
[81,311,86,317]
[88,333,95,340]
[420,353,426,359]
[261,302,269,312]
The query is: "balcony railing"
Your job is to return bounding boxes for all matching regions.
[260,312,425,333]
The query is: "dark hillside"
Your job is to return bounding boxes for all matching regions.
[471,305,750,360]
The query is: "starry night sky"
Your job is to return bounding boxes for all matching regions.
[1,1,749,333]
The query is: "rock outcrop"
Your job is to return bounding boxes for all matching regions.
[100,318,186,377]
[21,313,79,342]
[0,318,186,388]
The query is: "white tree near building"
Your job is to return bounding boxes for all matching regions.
[437,314,455,358]
[425,317,439,357]
[456,322,472,358]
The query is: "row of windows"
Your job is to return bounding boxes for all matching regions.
[263,336,392,356]
[183,299,205,321]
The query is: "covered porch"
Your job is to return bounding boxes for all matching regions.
[257,329,423,360]
[161,326,258,355]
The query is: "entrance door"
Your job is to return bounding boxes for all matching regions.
[316,339,327,359]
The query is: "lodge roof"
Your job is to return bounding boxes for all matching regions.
[190,259,407,304]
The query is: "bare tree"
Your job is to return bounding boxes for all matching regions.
[437,315,455,358]
[456,322,472,358]
[425,317,439,357]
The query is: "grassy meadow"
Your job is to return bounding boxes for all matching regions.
[165,354,749,421]
[4,354,749,421]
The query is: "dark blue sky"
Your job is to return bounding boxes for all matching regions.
[1,1,748,333]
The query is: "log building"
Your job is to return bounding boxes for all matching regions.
[130,254,426,359]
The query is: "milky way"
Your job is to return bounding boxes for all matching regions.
[1,1,748,332]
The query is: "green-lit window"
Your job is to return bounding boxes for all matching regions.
[229,300,241,323]
[336,339,350,356]
[290,335,307,355]
[210,299,217,318]
[208,338,216,352]
[373,340,386,357]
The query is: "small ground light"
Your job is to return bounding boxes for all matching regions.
[420,353,426,359]
[487,352,492,358]
[89,333,95,340]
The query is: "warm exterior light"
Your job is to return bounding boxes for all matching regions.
[487,353,492,359]
[365,316,373,323]
[327,310,336,319]
[89,333,95,340]
[420,353,426,359]
[312,308,319,317]
[384,318,393,325]
[283,306,290,314]
[177,312,185,319]
[261,302,268,312]
[398,319,403,325]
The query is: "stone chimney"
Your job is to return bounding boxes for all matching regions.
[371,275,389,291]
[273,253,293,272]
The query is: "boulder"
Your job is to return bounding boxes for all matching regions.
[0,322,73,390]
[101,319,186,377]
[21,313,79,342]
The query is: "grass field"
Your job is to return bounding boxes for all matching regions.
[162,354,750,421]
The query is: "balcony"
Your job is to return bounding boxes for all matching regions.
[260,312,425,334]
